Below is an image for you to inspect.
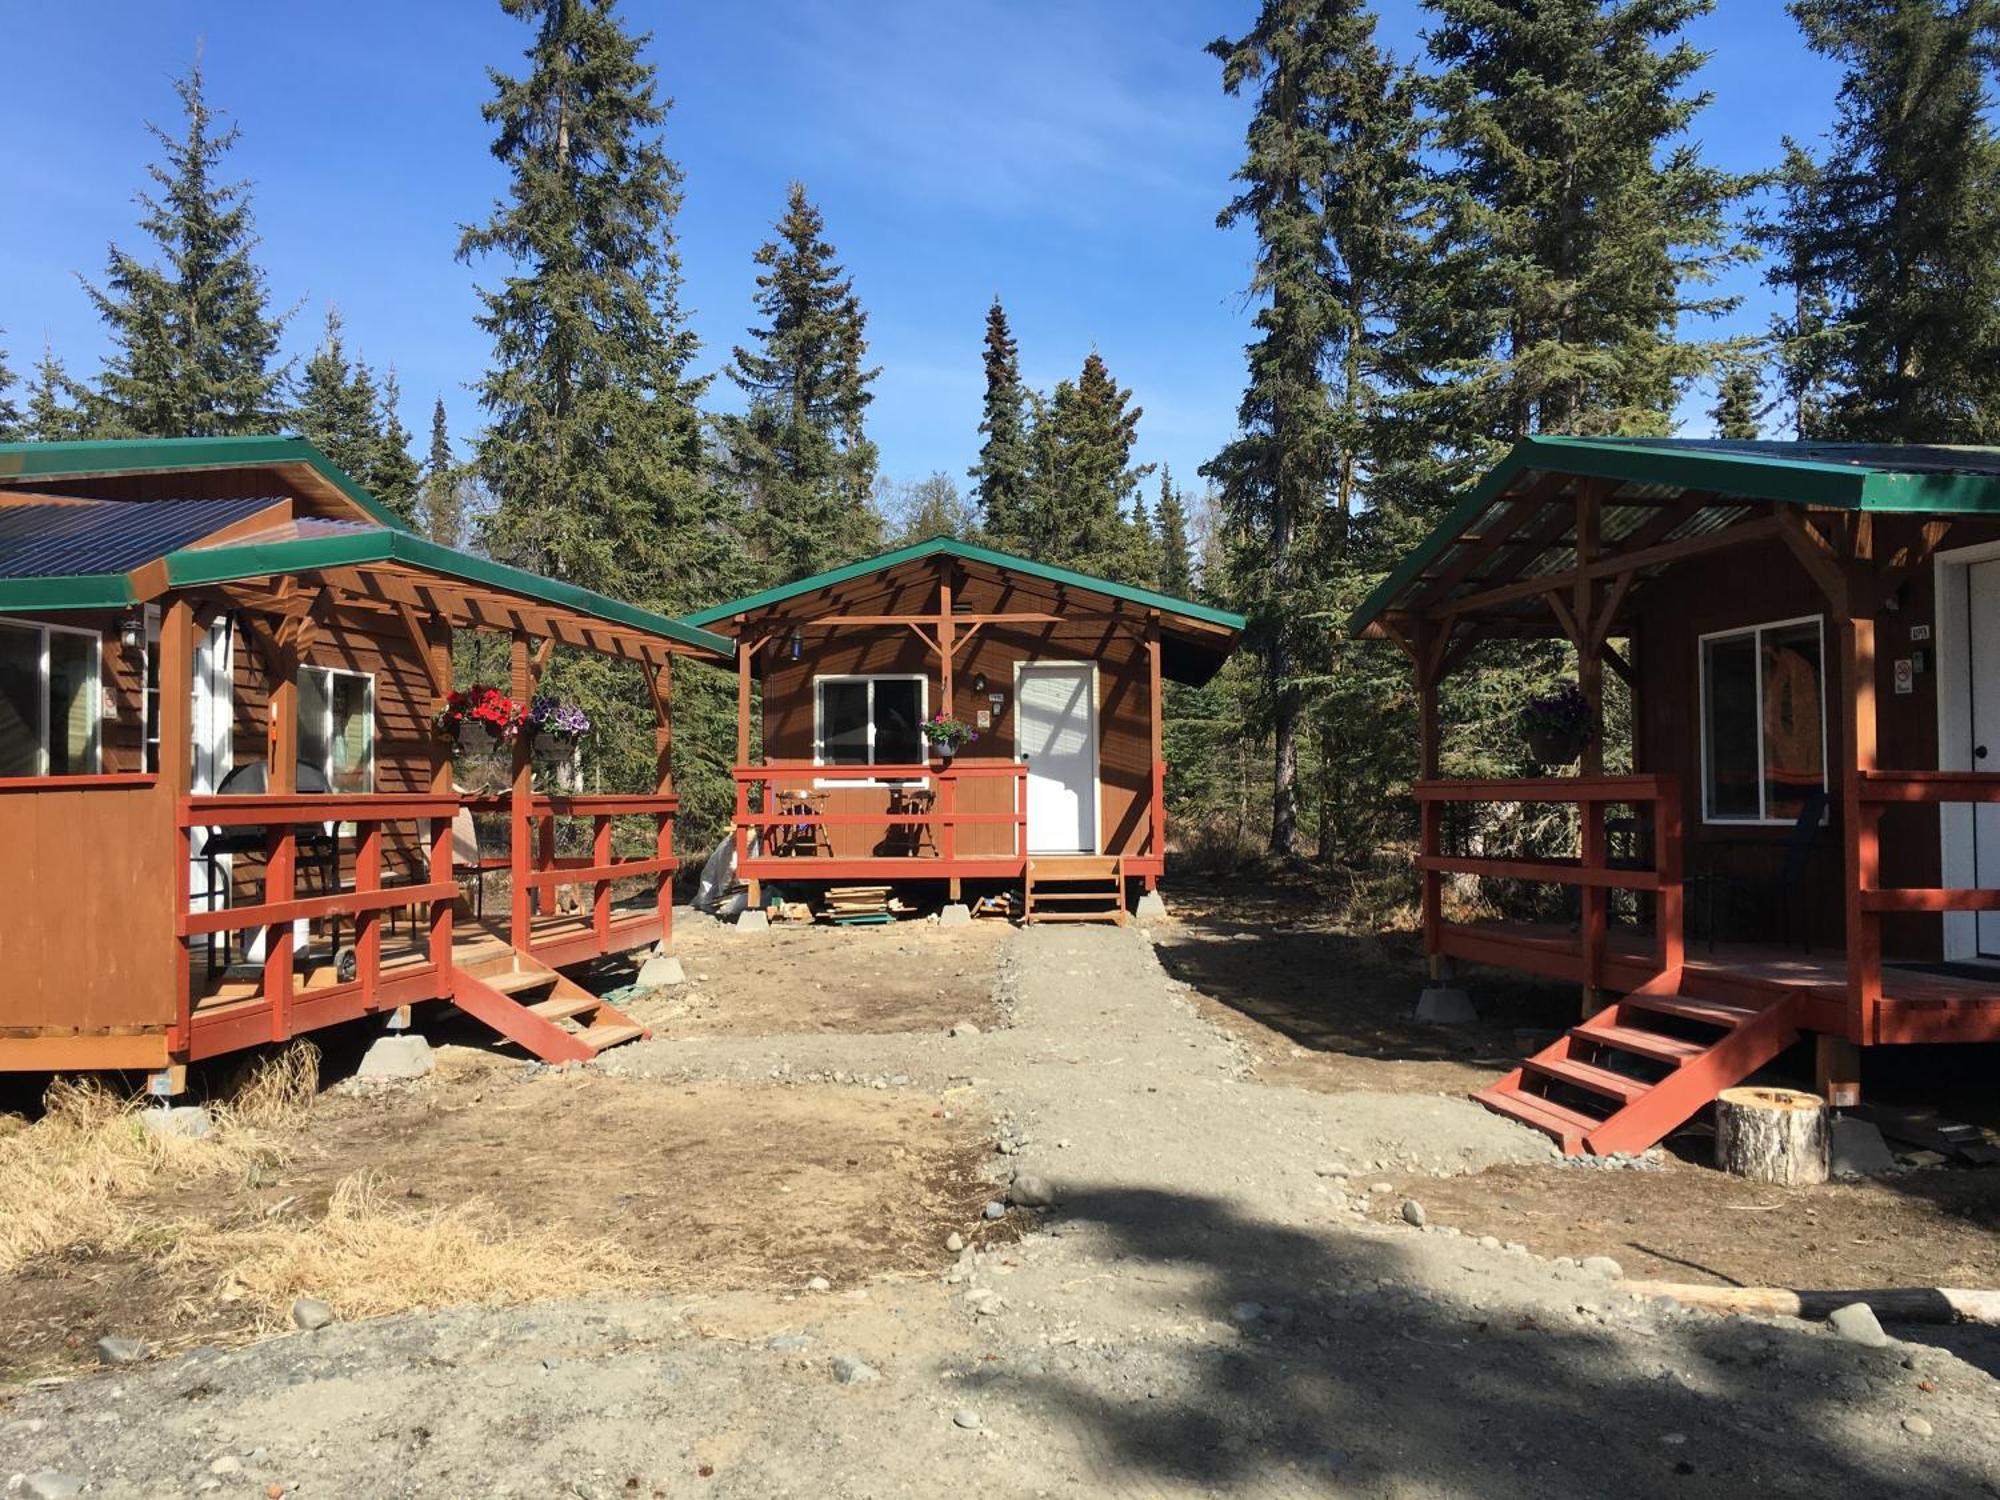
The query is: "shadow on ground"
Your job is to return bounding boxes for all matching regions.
[1000,1186,1988,1498]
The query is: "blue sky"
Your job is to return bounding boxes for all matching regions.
[0,1,1839,501]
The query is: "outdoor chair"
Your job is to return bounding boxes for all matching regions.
[884,786,938,858]
[1687,788,1831,952]
[200,760,338,973]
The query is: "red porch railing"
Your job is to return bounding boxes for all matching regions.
[1853,770,2000,1044]
[732,762,1029,880]
[1414,775,1684,993]
[174,792,458,1060]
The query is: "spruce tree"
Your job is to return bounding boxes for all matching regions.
[420,396,465,548]
[1205,0,1421,858]
[1021,352,1152,581]
[969,297,1032,543]
[1759,142,1842,440]
[25,345,91,443]
[371,370,422,523]
[83,62,288,437]
[461,0,723,605]
[1420,0,1746,443]
[1772,0,2000,441]
[0,335,20,442]
[293,307,381,474]
[1155,468,1194,598]
[1711,366,1763,439]
[720,183,882,582]
[462,0,743,845]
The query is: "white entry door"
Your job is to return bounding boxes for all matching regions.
[1970,560,2000,954]
[1017,663,1097,854]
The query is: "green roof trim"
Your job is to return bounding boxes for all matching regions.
[1347,435,2000,637]
[0,572,136,611]
[0,436,408,532]
[682,537,1247,633]
[158,528,733,657]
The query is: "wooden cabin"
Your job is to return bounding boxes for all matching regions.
[683,539,1243,920]
[0,438,734,1082]
[1352,437,2000,1155]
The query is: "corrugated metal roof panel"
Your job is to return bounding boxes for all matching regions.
[0,497,276,579]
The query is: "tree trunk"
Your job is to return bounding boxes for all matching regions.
[1714,1086,1829,1186]
[1618,1281,2000,1328]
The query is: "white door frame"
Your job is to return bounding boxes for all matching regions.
[1933,541,2000,961]
[1013,659,1102,855]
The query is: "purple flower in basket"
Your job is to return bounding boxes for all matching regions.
[525,696,592,745]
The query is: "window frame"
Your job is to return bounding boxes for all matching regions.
[296,663,375,795]
[0,617,104,779]
[811,672,928,785]
[1697,612,1828,826]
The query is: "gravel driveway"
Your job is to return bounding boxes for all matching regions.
[5,921,1996,1498]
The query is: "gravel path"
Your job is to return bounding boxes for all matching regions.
[5,921,1997,1498]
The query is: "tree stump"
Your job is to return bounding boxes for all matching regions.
[1714,1086,1829,1186]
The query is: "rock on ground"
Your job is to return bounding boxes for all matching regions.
[356,1033,434,1082]
[1829,1301,1891,1348]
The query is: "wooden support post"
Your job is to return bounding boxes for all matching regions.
[1655,778,1684,982]
[938,574,955,721]
[428,619,454,797]
[1146,613,1165,861]
[1840,609,1881,1075]
[736,639,754,768]
[653,657,674,950]
[266,621,301,1041]
[510,629,534,950]
[1416,628,1444,983]
[160,597,197,1056]
[592,814,612,944]
[1816,1035,1863,1110]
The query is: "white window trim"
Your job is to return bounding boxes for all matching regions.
[0,617,103,777]
[1697,612,1828,826]
[297,664,375,794]
[811,672,928,786]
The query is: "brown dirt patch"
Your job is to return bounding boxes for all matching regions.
[1368,1158,2000,1290]
[1155,876,1548,1095]
[635,916,1008,1037]
[0,1059,995,1381]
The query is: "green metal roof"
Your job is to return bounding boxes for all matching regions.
[0,436,407,531]
[1348,436,2000,638]
[683,536,1247,633]
[0,524,734,659]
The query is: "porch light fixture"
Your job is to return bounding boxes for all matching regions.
[118,609,146,650]
[972,672,988,694]
[789,627,802,660]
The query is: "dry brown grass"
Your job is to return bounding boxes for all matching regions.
[179,1174,650,1325]
[1,1043,647,1332]
[0,1067,293,1273]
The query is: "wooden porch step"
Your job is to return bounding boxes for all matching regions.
[1621,992,1761,1027]
[1027,856,1122,878]
[1026,910,1128,923]
[528,993,599,1022]
[1026,890,1126,904]
[1476,989,1805,1157]
[481,967,557,996]
[1471,1078,1601,1153]
[1575,1021,1706,1065]
[577,1022,645,1050]
[1525,1053,1651,1105]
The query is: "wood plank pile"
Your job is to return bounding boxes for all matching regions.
[824,885,895,924]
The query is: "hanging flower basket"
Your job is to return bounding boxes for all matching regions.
[525,695,591,746]
[923,713,978,764]
[435,684,527,746]
[1520,683,1593,766]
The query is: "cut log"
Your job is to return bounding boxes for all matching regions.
[1714,1086,1828,1186]
[1619,1280,2000,1327]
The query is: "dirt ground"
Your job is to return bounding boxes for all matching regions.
[619,912,1008,1037]
[1158,870,2000,1297]
[0,1054,992,1383]
[4,888,1999,1498]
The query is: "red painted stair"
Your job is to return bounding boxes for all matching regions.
[1472,974,1804,1156]
[449,937,649,1063]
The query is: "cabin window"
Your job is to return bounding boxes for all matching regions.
[296,666,374,794]
[1699,615,1826,824]
[0,619,103,778]
[814,674,926,769]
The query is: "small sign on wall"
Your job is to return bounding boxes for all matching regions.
[1910,623,1932,641]
[975,708,991,730]
[1893,657,1916,695]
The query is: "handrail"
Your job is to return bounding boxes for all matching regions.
[732,761,1029,875]
[506,790,676,951]
[1416,773,1683,996]
[0,772,158,793]
[182,792,456,826]
[1859,770,2000,803]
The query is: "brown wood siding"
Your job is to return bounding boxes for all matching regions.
[0,782,176,1030]
[1632,516,2000,961]
[749,566,1159,860]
